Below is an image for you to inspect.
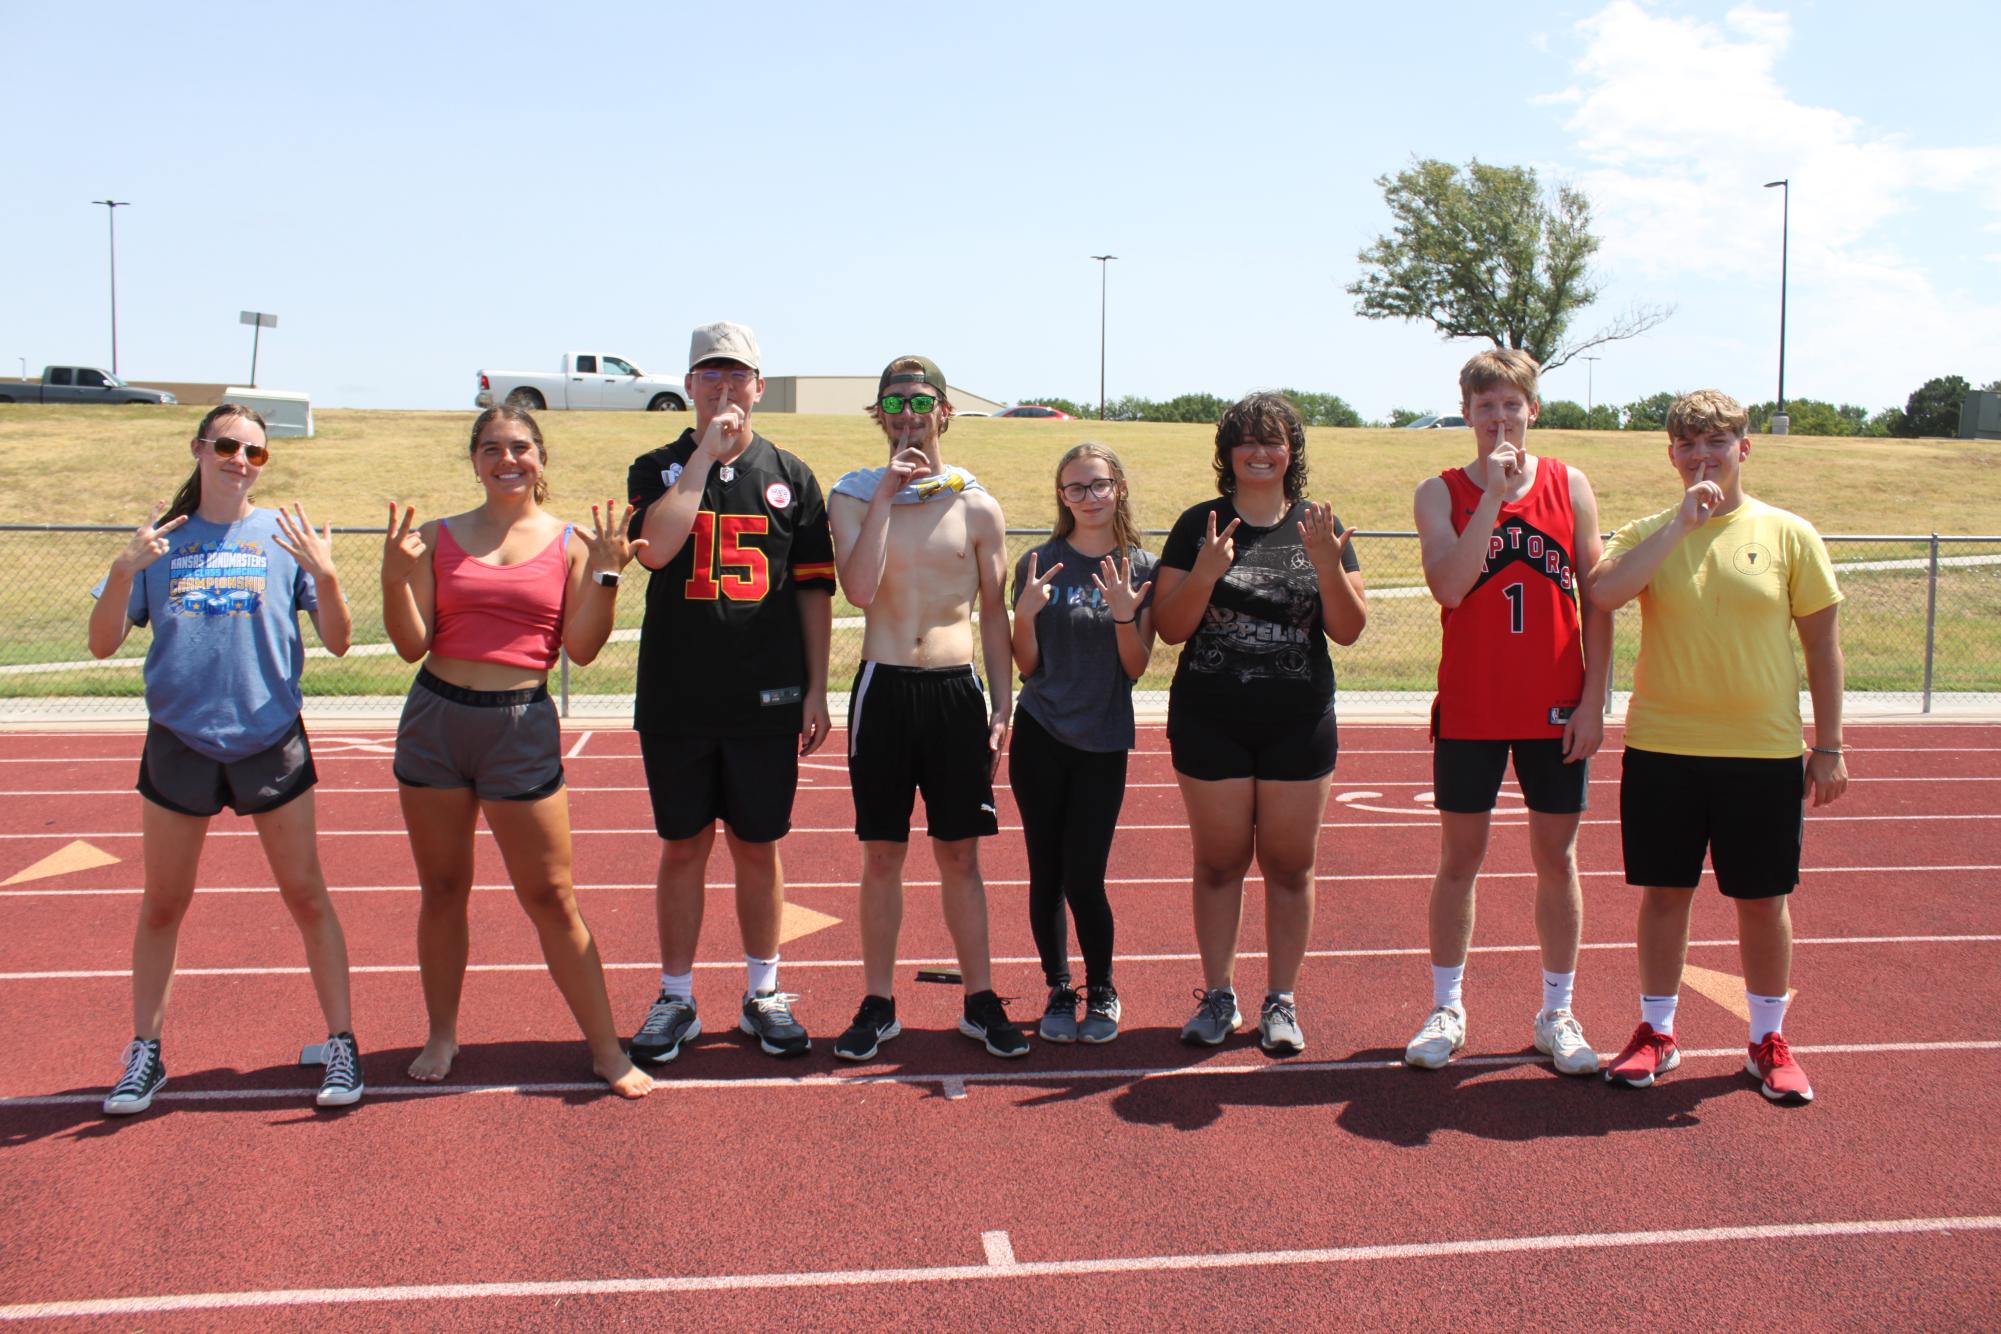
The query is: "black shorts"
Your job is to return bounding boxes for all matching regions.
[1167,697,1337,783]
[137,717,317,818]
[1433,737,1589,814]
[1620,746,1804,900]
[640,730,799,844]
[847,662,998,843]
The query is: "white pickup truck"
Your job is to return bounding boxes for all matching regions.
[475,352,687,412]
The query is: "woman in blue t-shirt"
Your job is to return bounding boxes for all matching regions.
[1152,393,1367,1056]
[86,404,362,1114]
[1009,443,1156,1043]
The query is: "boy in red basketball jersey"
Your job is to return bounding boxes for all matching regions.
[1404,350,1611,1076]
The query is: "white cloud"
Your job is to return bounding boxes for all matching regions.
[1550,1,2001,402]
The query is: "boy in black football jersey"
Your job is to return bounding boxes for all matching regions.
[624,321,836,1061]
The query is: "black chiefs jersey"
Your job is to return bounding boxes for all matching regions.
[627,430,836,736]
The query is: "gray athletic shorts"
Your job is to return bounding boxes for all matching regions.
[137,716,316,818]
[393,668,564,801]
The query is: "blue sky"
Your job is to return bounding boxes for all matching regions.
[5,1,1996,418]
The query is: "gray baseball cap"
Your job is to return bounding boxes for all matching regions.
[688,321,761,372]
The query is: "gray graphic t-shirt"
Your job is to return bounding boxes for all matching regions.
[1158,498,1360,714]
[1011,538,1157,753]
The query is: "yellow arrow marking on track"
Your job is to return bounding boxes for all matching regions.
[1680,962,1794,1021]
[3,840,121,886]
[777,903,841,945]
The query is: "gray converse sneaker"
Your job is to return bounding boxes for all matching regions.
[740,990,810,1057]
[315,1031,364,1107]
[1258,994,1305,1055]
[1179,987,1242,1046]
[630,992,700,1063]
[1079,984,1121,1044]
[1038,985,1081,1043]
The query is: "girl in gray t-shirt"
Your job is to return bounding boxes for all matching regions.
[1008,444,1156,1044]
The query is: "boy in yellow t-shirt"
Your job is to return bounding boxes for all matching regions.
[1587,390,1848,1105]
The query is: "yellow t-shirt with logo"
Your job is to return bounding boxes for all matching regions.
[1605,497,1842,759]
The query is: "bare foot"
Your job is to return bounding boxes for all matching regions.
[408,1036,458,1082]
[598,1057,654,1099]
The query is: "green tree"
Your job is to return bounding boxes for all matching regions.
[1865,407,1907,437]
[1277,389,1363,428]
[1387,407,1431,428]
[1586,404,1622,430]
[1535,399,1587,429]
[1623,392,1676,432]
[1750,400,1855,436]
[1348,157,1671,372]
[1902,375,1972,437]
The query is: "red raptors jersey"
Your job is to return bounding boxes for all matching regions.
[1433,457,1585,739]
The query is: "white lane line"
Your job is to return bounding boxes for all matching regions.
[5,1042,1997,1111]
[8,864,2001,901]
[565,731,594,759]
[981,1231,1016,1268]
[7,935,1995,983]
[2,1217,1998,1320]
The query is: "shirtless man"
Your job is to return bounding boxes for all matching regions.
[828,355,1028,1060]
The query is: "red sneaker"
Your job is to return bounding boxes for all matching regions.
[1604,1022,1681,1088]
[1747,1032,1814,1104]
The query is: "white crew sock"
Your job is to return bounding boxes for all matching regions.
[1431,963,1465,1013]
[1747,991,1790,1043]
[746,952,780,997]
[660,969,694,1002]
[1541,970,1576,1016]
[1640,993,1679,1036]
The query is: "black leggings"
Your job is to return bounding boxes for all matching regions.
[1007,708,1126,989]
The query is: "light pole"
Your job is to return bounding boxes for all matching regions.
[1764,178,1789,434]
[1581,355,1601,427]
[90,199,131,377]
[1090,254,1117,420]
[240,311,278,386]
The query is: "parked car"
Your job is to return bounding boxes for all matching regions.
[0,366,176,405]
[997,404,1074,420]
[475,352,687,412]
[1399,414,1468,429]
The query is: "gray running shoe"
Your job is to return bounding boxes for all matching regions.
[740,990,810,1057]
[1179,987,1242,1046]
[630,992,700,1063]
[1038,985,1081,1043]
[1079,984,1121,1044]
[1259,994,1306,1055]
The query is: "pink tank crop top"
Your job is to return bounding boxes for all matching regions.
[429,521,571,671]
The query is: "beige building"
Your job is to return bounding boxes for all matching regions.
[754,375,1005,415]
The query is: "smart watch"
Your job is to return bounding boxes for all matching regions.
[592,570,621,587]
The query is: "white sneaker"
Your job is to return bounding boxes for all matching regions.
[1404,1006,1466,1069]
[1533,1008,1601,1076]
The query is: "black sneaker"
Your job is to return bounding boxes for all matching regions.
[630,992,700,1064]
[960,990,1030,1059]
[740,990,810,1057]
[834,995,900,1062]
[316,1031,365,1107]
[103,1037,164,1115]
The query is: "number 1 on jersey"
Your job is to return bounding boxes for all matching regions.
[1502,581,1524,634]
[684,511,771,601]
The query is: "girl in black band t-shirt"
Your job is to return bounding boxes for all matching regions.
[1150,393,1368,1055]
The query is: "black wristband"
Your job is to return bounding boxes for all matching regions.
[1112,615,1136,624]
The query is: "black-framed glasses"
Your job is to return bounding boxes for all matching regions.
[695,368,756,386]
[878,394,938,415]
[1059,478,1117,502]
[201,435,270,465]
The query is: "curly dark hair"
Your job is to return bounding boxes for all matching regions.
[1212,391,1308,502]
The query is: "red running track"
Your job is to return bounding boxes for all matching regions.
[1,722,1998,1329]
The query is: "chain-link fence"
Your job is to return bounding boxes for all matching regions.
[4,525,1996,719]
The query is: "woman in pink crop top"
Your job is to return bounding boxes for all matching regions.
[381,405,653,1099]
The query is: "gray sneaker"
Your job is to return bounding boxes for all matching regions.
[740,990,809,1057]
[630,992,700,1063]
[1404,1006,1467,1070]
[1038,985,1081,1043]
[1259,994,1306,1055]
[1179,987,1242,1046]
[1079,984,1121,1044]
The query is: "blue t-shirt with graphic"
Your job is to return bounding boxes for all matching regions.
[117,509,319,762]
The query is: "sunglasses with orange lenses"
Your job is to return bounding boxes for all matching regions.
[201,435,270,466]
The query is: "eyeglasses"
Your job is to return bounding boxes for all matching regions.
[878,395,938,416]
[201,435,270,465]
[695,369,756,386]
[1059,478,1117,502]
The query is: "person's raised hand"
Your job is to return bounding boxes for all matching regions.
[699,391,746,460]
[873,445,930,502]
[1678,460,1725,529]
[1092,553,1152,623]
[583,500,647,579]
[1193,509,1241,581]
[381,502,426,584]
[271,503,337,581]
[113,502,189,576]
[1016,550,1065,618]
[1297,501,1353,573]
